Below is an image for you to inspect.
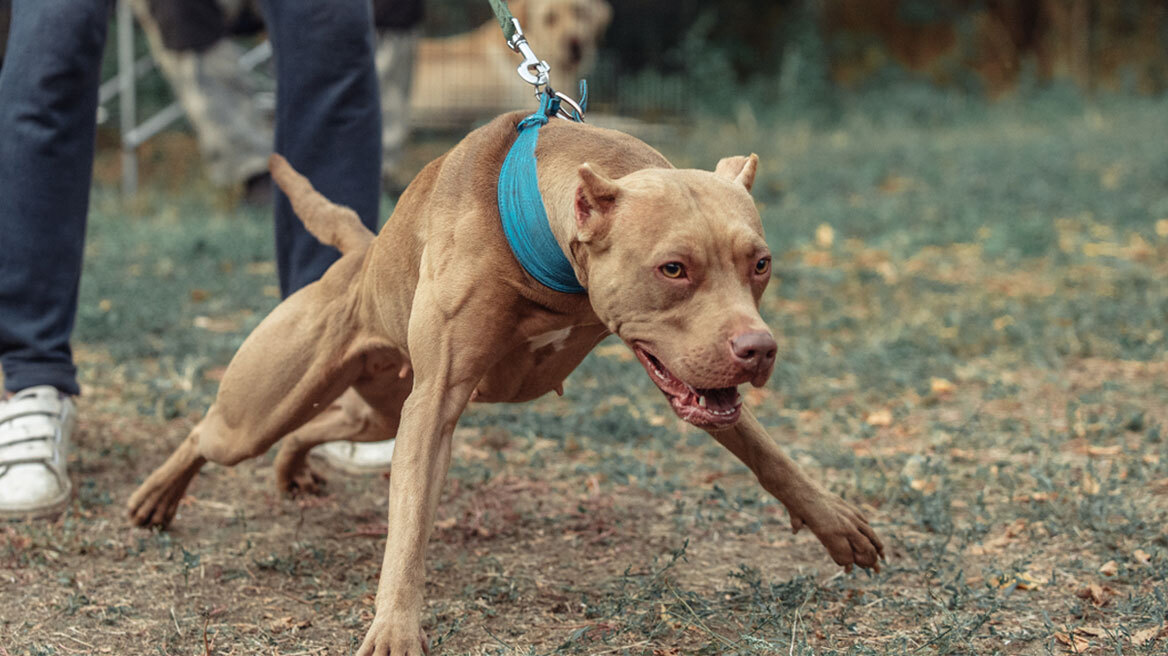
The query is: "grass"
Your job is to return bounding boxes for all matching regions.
[2,91,1167,655]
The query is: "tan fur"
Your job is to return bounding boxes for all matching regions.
[410,0,612,124]
[269,154,374,255]
[128,113,883,654]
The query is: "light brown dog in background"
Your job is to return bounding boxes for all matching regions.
[128,111,884,654]
[410,0,612,124]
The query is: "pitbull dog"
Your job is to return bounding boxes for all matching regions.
[128,112,884,654]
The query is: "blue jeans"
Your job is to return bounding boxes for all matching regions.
[0,0,382,396]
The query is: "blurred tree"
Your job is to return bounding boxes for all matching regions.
[823,0,1168,95]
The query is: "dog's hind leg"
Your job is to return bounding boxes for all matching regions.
[128,256,372,528]
[273,378,410,495]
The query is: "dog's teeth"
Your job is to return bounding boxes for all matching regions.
[698,395,707,407]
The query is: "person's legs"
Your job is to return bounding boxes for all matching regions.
[0,0,110,516]
[258,0,382,296]
[0,0,110,396]
[259,0,393,473]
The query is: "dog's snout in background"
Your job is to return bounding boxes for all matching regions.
[568,38,583,66]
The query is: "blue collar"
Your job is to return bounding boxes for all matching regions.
[497,92,588,294]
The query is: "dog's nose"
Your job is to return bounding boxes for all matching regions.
[568,39,583,64]
[730,331,777,372]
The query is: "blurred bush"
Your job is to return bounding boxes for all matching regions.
[422,0,1168,116]
[827,0,1168,96]
[2,0,1165,117]
[417,0,1168,116]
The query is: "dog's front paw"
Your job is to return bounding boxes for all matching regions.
[791,492,884,572]
[356,616,430,656]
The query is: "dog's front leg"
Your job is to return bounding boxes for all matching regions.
[357,290,512,655]
[709,407,884,572]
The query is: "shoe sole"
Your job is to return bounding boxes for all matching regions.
[0,480,72,520]
[309,450,392,477]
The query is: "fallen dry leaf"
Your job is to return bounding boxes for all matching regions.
[1081,472,1101,495]
[879,175,914,194]
[246,260,276,275]
[1086,444,1122,457]
[1054,631,1091,652]
[1076,583,1112,607]
[1131,625,1162,646]
[909,478,938,493]
[1099,560,1118,577]
[1075,626,1106,638]
[865,408,893,427]
[1013,492,1054,503]
[193,315,240,333]
[1013,572,1044,590]
[1004,518,1028,538]
[992,571,1043,591]
[815,223,835,248]
[949,447,979,461]
[929,377,956,396]
[1132,549,1151,566]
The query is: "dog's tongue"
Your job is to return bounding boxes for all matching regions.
[695,386,738,412]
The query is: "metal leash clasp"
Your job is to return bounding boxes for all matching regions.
[552,88,585,122]
[504,17,585,121]
[506,18,550,87]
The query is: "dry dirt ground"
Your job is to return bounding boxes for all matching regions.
[4,355,1167,655]
[4,99,1168,655]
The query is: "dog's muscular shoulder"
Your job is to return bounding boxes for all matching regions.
[359,111,667,337]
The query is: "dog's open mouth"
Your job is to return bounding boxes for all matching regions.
[633,344,742,428]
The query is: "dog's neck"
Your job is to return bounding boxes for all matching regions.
[542,183,590,290]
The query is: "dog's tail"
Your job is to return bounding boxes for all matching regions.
[268,154,374,255]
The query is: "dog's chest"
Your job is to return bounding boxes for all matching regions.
[526,327,574,352]
[472,325,608,403]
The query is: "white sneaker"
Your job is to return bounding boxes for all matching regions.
[0,385,75,518]
[313,439,395,475]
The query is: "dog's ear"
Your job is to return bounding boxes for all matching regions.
[593,0,613,31]
[714,154,759,193]
[576,163,620,241]
[509,0,529,24]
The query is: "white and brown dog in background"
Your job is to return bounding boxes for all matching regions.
[411,0,612,124]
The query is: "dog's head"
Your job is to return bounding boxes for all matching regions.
[571,156,773,429]
[514,0,612,78]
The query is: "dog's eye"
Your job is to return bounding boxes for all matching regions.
[660,262,686,279]
[545,12,558,27]
[754,257,771,275]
